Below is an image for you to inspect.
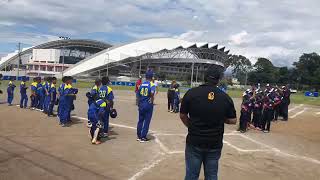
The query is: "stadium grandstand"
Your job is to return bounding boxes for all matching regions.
[0,38,230,82]
[0,39,111,77]
[63,38,230,81]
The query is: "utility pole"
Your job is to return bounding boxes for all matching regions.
[17,42,21,78]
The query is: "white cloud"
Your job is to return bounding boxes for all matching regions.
[228,31,249,46]
[0,31,58,46]
[174,30,209,42]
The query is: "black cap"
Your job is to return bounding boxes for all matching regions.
[101,76,110,85]
[204,65,225,83]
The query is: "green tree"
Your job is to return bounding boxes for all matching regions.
[278,67,290,84]
[228,55,252,84]
[248,57,278,84]
[293,53,320,91]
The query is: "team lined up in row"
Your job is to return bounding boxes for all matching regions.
[239,85,291,133]
[6,76,78,127]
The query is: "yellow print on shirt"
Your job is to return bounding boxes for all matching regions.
[140,88,149,96]
[208,92,215,100]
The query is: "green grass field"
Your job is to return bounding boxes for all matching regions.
[1,80,319,106]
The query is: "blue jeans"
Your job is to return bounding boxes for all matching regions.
[185,144,221,180]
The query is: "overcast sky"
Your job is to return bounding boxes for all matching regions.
[0,0,319,66]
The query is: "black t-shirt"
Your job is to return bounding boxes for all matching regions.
[180,84,236,149]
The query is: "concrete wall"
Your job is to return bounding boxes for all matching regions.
[32,49,61,63]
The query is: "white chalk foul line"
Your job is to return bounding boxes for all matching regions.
[128,154,166,180]
[290,108,308,119]
[288,104,304,112]
[223,140,271,153]
[238,134,320,165]
[316,112,320,115]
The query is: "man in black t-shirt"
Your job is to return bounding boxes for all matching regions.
[180,65,237,180]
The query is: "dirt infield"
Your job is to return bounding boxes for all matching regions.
[0,89,319,180]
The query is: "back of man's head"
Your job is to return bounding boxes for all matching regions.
[95,78,102,86]
[204,65,225,85]
[101,76,110,85]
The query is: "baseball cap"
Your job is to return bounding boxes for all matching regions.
[145,70,154,79]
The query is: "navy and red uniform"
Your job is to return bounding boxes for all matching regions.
[239,95,252,132]
[252,95,263,128]
[273,93,282,121]
[262,95,274,132]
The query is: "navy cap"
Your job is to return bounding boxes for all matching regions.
[145,70,154,79]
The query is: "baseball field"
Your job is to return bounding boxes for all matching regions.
[0,88,319,180]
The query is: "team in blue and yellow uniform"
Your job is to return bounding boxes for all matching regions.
[136,70,156,142]
[20,77,28,108]
[35,77,43,110]
[58,76,78,127]
[30,78,38,109]
[98,77,114,137]
[86,78,102,127]
[43,77,50,113]
[47,77,57,117]
[7,78,16,106]
[88,99,109,144]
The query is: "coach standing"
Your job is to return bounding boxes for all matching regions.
[180,65,237,180]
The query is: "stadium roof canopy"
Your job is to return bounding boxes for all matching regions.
[0,39,112,69]
[64,38,230,76]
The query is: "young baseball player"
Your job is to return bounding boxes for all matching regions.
[58,76,78,126]
[262,93,274,133]
[273,89,282,121]
[88,79,101,106]
[98,77,114,137]
[239,92,252,133]
[20,77,28,108]
[47,77,57,117]
[30,78,38,109]
[137,70,156,142]
[252,91,263,130]
[36,77,43,110]
[43,77,50,114]
[86,79,102,127]
[7,78,16,106]
[173,83,180,113]
[88,99,108,145]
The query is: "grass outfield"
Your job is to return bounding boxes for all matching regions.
[1,80,319,106]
